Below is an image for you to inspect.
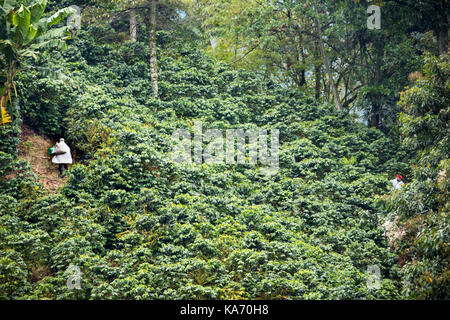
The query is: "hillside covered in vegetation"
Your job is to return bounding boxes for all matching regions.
[0,0,448,300]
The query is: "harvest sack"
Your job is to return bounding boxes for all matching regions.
[52,140,73,164]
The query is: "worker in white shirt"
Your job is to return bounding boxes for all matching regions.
[391,174,405,190]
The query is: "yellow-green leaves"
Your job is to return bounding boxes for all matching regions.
[18,7,39,45]
[1,104,12,126]
[6,4,40,45]
[0,86,12,127]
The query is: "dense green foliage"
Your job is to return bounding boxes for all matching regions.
[1,22,411,299]
[0,0,75,128]
[0,0,448,300]
[385,53,449,299]
[196,0,432,131]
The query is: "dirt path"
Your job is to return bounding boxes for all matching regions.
[18,125,68,193]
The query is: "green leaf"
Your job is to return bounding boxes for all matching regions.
[6,8,19,26]
[1,0,17,13]
[46,7,76,26]
[30,0,47,25]
[17,48,38,59]
[24,25,38,44]
[16,6,33,44]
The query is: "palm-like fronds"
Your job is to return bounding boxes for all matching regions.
[0,0,76,127]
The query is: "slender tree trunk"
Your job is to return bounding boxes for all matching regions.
[299,50,306,86]
[130,8,137,42]
[148,0,158,98]
[437,27,448,55]
[323,76,330,101]
[314,41,321,101]
[369,41,384,129]
[436,0,448,55]
[369,100,381,128]
[313,4,342,111]
[298,33,306,86]
[314,63,321,101]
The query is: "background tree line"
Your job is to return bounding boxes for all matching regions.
[52,0,448,133]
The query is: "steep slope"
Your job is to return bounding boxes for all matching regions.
[17,125,67,193]
[0,29,409,299]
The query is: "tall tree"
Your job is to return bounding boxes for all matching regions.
[386,52,449,299]
[130,0,137,41]
[147,0,158,97]
[195,0,445,130]
[313,1,342,111]
[115,0,193,98]
[389,0,448,55]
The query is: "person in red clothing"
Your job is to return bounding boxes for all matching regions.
[391,174,405,190]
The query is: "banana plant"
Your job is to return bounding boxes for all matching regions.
[0,0,76,127]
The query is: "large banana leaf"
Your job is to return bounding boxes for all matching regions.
[46,6,75,26]
[0,0,75,127]
[2,1,75,48]
[29,0,46,25]
[16,5,39,45]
